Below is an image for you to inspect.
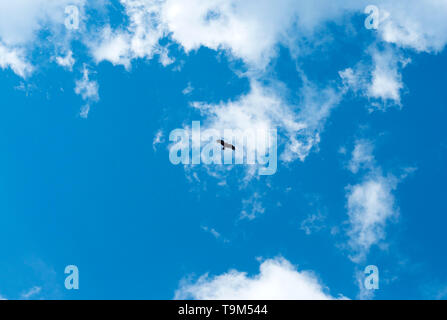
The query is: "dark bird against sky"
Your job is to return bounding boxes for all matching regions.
[217,139,236,151]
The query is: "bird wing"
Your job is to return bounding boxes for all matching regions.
[224,142,236,150]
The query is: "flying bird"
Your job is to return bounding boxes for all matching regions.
[217,139,236,150]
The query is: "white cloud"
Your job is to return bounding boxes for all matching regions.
[75,66,99,118]
[75,67,99,101]
[281,80,341,162]
[0,0,87,77]
[1,0,438,157]
[170,77,341,187]
[340,47,406,108]
[346,173,398,262]
[0,0,82,46]
[88,1,359,70]
[182,82,194,95]
[56,50,75,71]
[79,105,90,119]
[378,0,447,53]
[95,1,447,70]
[152,130,165,151]
[91,25,133,69]
[162,0,300,69]
[337,0,447,109]
[240,192,265,221]
[193,81,301,162]
[2,0,446,80]
[1,0,445,171]
[201,226,229,242]
[344,140,406,262]
[344,141,416,262]
[175,257,345,300]
[201,226,221,239]
[192,79,341,171]
[367,49,405,105]
[300,213,326,235]
[20,286,42,300]
[90,0,169,69]
[355,269,375,300]
[86,0,447,143]
[0,44,33,77]
[348,140,375,174]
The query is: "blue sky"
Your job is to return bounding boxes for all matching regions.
[0,0,446,300]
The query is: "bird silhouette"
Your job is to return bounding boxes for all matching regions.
[216,139,236,151]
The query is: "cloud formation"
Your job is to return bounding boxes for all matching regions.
[74,65,99,118]
[340,46,407,108]
[348,139,375,174]
[377,0,447,53]
[20,286,42,300]
[346,173,398,262]
[175,257,345,300]
[344,140,409,262]
[0,0,87,76]
[0,44,33,77]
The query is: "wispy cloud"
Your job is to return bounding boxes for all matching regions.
[56,50,75,71]
[152,130,165,151]
[348,139,375,174]
[346,173,398,262]
[75,65,99,118]
[201,226,229,243]
[0,0,87,77]
[343,140,414,262]
[201,226,220,239]
[240,192,265,221]
[340,46,407,109]
[20,286,42,300]
[355,269,375,300]
[300,213,326,236]
[182,82,194,95]
[0,44,33,77]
